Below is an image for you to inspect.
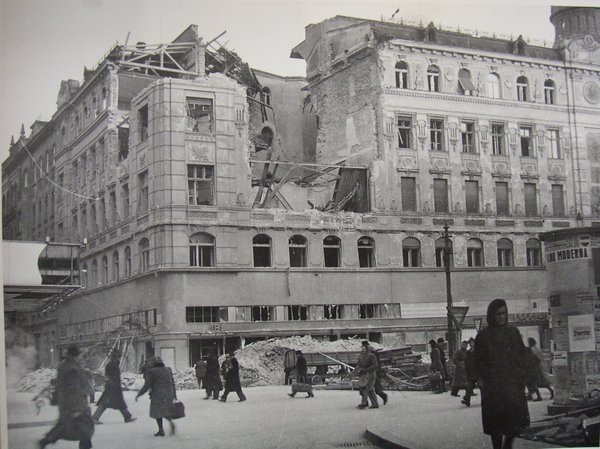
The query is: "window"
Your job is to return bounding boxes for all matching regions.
[112,251,120,282]
[260,87,271,106]
[91,260,97,286]
[138,105,148,142]
[548,129,561,159]
[139,238,150,272]
[497,238,514,267]
[101,87,108,110]
[122,183,130,220]
[90,202,98,233]
[402,237,421,267]
[99,196,106,231]
[188,165,214,205]
[524,183,538,217]
[544,79,555,105]
[461,121,476,153]
[118,126,129,161]
[260,127,274,148]
[465,180,479,214]
[467,238,484,267]
[401,177,417,212]
[526,238,542,267]
[520,126,533,156]
[138,171,149,214]
[253,234,271,267]
[430,119,444,151]
[458,69,475,95]
[109,189,117,226]
[101,256,108,284]
[186,98,213,133]
[289,235,307,267]
[323,235,341,267]
[516,76,528,102]
[495,182,509,216]
[186,306,220,323]
[81,263,88,287]
[288,305,308,321]
[190,232,215,267]
[124,246,132,278]
[552,184,565,217]
[427,65,440,92]
[435,237,453,267]
[252,306,274,322]
[395,61,408,88]
[357,236,376,268]
[488,73,501,99]
[324,305,343,320]
[359,304,376,319]
[433,179,449,213]
[398,116,411,149]
[491,124,505,155]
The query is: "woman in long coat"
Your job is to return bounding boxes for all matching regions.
[474,299,530,449]
[219,354,247,402]
[135,357,177,436]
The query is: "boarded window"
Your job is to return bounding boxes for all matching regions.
[465,180,479,214]
[552,184,565,216]
[524,183,537,217]
[401,177,417,211]
[495,182,509,216]
[433,179,448,213]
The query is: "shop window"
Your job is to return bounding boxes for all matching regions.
[289,235,307,267]
[187,164,214,205]
[395,61,408,88]
[497,238,514,267]
[427,65,440,92]
[186,98,213,133]
[253,234,271,267]
[190,232,215,267]
[435,237,454,267]
[357,236,376,268]
[288,305,308,321]
[186,306,220,323]
[467,238,484,267]
[526,238,542,267]
[402,237,421,267]
[323,235,341,267]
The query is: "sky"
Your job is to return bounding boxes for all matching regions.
[0,0,596,164]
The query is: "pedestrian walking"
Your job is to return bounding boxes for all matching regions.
[219,353,247,402]
[356,341,379,409]
[524,342,543,402]
[288,350,314,398]
[135,356,178,437]
[450,341,468,397]
[528,338,554,400]
[204,350,222,400]
[474,298,530,449]
[462,338,478,407]
[429,340,444,394]
[366,342,388,405]
[39,344,95,449]
[92,349,136,424]
[437,337,449,391]
[194,358,207,390]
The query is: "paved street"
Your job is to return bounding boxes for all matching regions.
[7,386,556,449]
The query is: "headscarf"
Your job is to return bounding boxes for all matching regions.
[486,298,507,327]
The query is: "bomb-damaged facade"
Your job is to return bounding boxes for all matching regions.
[3,8,600,370]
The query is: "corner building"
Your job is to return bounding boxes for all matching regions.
[3,9,600,370]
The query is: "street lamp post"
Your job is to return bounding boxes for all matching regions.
[443,224,455,358]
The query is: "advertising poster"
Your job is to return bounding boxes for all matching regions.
[568,314,596,352]
[552,351,568,367]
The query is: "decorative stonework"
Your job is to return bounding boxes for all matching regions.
[524,220,543,228]
[187,140,216,163]
[496,220,515,227]
[433,218,454,226]
[551,221,570,228]
[400,217,423,225]
[493,161,510,176]
[464,219,486,226]
[583,81,600,105]
[398,155,417,171]
[431,157,449,172]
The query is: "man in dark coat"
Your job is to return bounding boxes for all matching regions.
[135,357,177,436]
[474,298,530,449]
[194,359,207,393]
[288,350,314,398]
[39,344,95,449]
[219,353,247,402]
[437,337,449,392]
[92,349,136,423]
[366,342,388,405]
[203,351,222,400]
[462,337,478,407]
[356,343,379,409]
[429,340,444,394]
[450,341,468,397]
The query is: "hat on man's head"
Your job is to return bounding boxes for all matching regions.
[361,340,370,347]
[110,348,122,357]
[67,344,81,357]
[296,350,302,354]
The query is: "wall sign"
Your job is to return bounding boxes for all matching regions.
[568,314,596,352]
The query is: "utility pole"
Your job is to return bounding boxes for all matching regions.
[443,224,455,358]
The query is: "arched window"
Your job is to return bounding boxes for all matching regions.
[427,65,440,92]
[261,127,274,148]
[395,61,408,89]
[402,237,421,267]
[101,255,108,284]
[487,73,501,99]
[526,238,542,267]
[260,87,271,106]
[458,69,475,95]
[190,232,215,267]
[91,260,97,286]
[124,246,131,278]
[467,238,484,267]
[323,235,341,267]
[497,238,514,267]
[139,238,150,272]
[289,235,307,267]
[435,237,454,267]
[101,87,108,110]
[544,79,555,105]
[81,263,88,287]
[516,76,528,101]
[253,234,271,267]
[357,236,376,268]
[92,97,98,118]
[112,251,120,282]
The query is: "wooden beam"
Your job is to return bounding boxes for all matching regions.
[263,166,295,208]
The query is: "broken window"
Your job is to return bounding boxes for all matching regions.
[186,98,213,133]
[324,305,343,320]
[497,238,514,267]
[323,235,341,267]
[458,69,476,95]
[332,168,369,212]
[109,188,117,226]
[288,305,308,321]
[402,237,421,267]
[187,164,214,205]
[253,234,272,267]
[122,182,130,220]
[427,65,440,92]
[186,306,221,323]
[252,306,274,322]
[520,126,533,156]
[260,87,271,106]
[395,61,408,88]
[467,238,484,267]
[461,121,476,153]
[260,127,274,148]
[118,126,129,161]
[526,238,542,267]
[397,116,412,149]
[189,232,215,267]
[435,237,454,268]
[138,105,148,142]
[516,76,528,102]
[357,236,376,268]
[359,304,376,319]
[289,235,307,267]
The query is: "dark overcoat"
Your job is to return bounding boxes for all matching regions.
[97,357,127,410]
[204,354,222,391]
[224,358,242,390]
[451,348,468,388]
[430,346,443,373]
[296,354,308,383]
[474,324,530,436]
[137,364,176,419]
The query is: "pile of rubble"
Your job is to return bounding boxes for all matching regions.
[14,368,56,394]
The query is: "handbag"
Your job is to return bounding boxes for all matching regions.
[168,400,185,420]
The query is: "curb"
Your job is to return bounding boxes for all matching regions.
[365,426,430,449]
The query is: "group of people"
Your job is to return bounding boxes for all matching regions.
[194,352,246,402]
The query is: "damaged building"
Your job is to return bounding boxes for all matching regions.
[3,7,600,370]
